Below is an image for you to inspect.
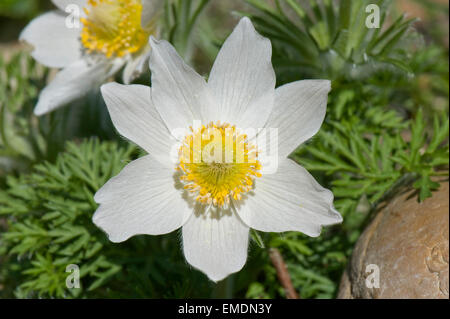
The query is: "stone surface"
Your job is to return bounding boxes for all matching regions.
[338,182,449,299]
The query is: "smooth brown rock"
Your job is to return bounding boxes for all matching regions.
[338,182,449,299]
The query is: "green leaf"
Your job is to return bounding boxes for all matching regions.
[413,174,440,202]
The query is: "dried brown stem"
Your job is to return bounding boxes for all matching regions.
[269,248,300,299]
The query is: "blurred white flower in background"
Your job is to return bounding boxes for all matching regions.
[20,0,162,116]
[93,17,343,281]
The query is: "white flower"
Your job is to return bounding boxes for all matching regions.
[93,17,343,281]
[20,0,162,116]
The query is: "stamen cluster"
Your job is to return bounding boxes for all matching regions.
[178,122,262,207]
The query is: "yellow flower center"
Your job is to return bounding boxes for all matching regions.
[178,122,262,208]
[80,0,151,58]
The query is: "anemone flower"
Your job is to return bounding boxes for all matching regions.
[20,0,162,116]
[93,17,343,281]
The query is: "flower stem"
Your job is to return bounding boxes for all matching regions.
[211,276,234,299]
[269,248,300,299]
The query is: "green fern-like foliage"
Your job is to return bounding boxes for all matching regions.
[244,227,350,298]
[0,140,135,297]
[245,0,418,83]
[294,109,449,213]
[0,139,215,298]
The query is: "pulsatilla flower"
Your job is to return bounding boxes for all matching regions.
[20,0,161,116]
[93,17,343,281]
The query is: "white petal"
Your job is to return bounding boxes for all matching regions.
[141,0,163,29]
[101,82,177,164]
[19,11,82,68]
[94,155,192,242]
[149,37,215,135]
[122,48,150,84]
[235,159,342,237]
[207,17,275,128]
[52,0,87,11]
[182,207,249,281]
[34,59,122,116]
[265,80,331,158]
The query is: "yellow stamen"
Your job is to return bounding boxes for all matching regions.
[80,0,151,58]
[178,122,262,208]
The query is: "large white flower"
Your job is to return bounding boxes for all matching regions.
[20,0,162,116]
[93,17,342,281]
